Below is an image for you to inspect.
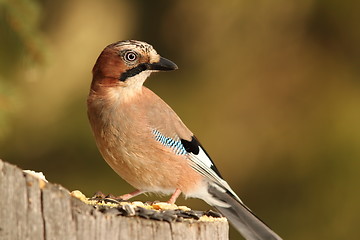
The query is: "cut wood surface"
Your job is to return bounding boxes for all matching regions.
[0,159,229,240]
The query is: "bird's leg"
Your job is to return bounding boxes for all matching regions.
[167,188,182,204]
[118,189,144,200]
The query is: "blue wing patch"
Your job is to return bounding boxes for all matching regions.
[152,129,187,155]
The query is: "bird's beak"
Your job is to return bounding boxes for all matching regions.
[148,57,178,71]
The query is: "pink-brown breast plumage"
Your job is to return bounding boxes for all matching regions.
[87,85,202,195]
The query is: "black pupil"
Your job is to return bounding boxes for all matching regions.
[126,52,136,61]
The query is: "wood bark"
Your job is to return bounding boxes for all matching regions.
[0,159,228,240]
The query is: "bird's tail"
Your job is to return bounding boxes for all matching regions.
[206,184,283,240]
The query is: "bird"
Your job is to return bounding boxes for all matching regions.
[87,40,282,240]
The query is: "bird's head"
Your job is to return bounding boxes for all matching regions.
[91,40,178,92]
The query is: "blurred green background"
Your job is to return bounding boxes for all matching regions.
[1,0,359,239]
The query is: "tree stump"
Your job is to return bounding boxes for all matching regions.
[0,159,229,240]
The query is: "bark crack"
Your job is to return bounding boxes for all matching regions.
[40,189,46,240]
[169,222,174,240]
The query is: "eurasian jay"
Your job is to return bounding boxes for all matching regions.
[87,40,282,240]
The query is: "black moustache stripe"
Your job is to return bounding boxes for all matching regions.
[119,63,149,81]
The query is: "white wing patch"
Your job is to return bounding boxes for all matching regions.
[188,146,241,203]
[194,146,214,169]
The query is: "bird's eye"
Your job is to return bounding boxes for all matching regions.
[124,51,138,62]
